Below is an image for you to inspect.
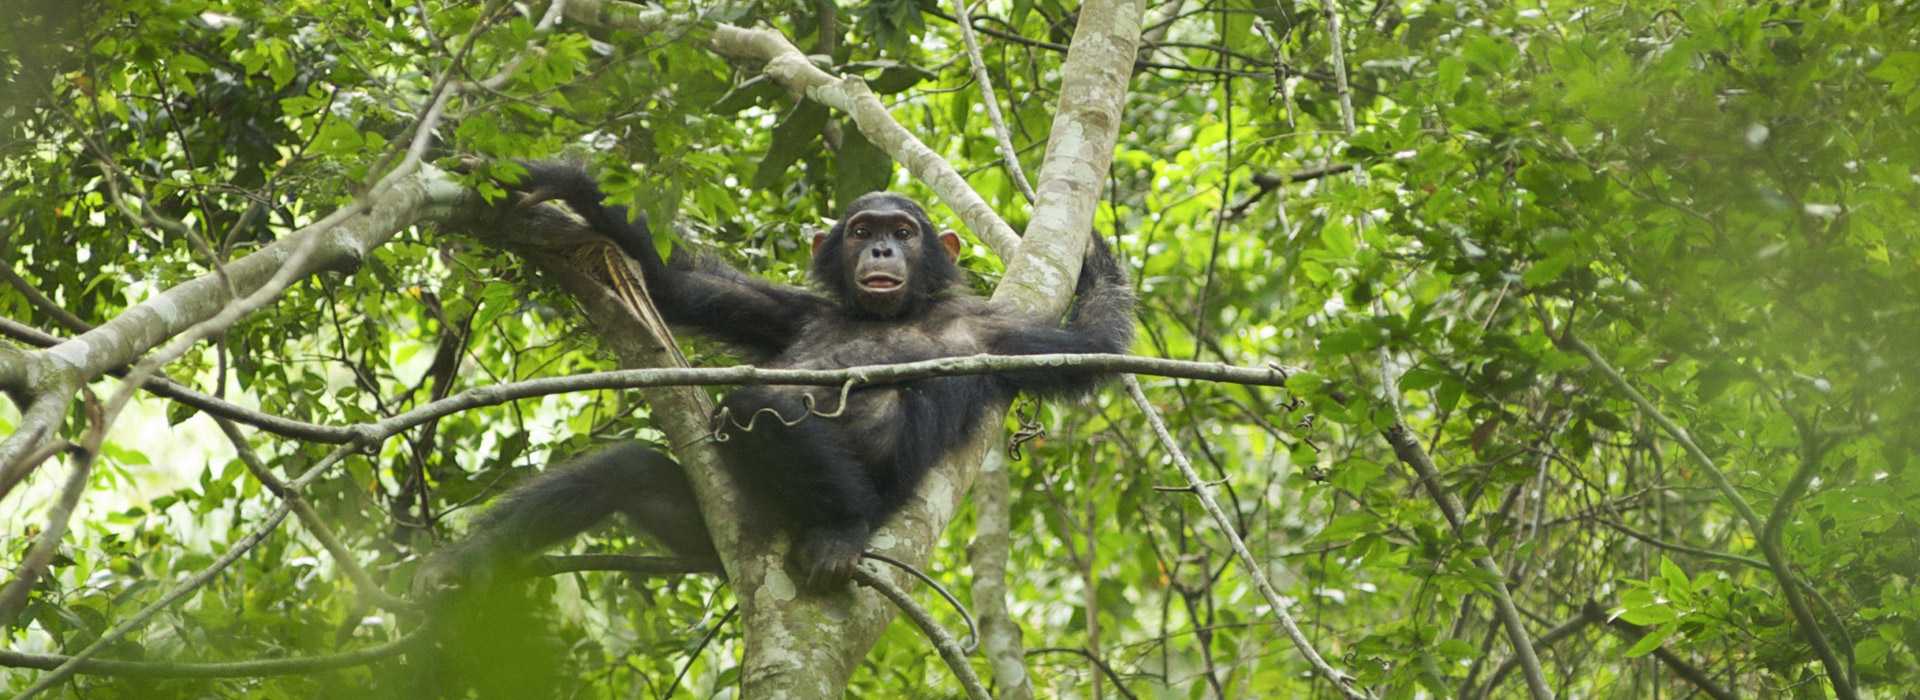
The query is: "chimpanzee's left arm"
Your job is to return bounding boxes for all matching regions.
[986,233,1136,399]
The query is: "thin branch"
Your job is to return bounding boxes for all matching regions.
[1382,424,1550,700]
[1583,601,1739,700]
[952,0,1036,203]
[1319,0,1544,693]
[1595,517,1768,570]
[852,564,991,700]
[15,442,361,697]
[1474,609,1593,698]
[0,264,92,333]
[0,628,430,678]
[1124,376,1372,699]
[1559,331,1854,700]
[211,417,414,611]
[1026,647,1140,700]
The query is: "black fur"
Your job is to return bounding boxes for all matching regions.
[420,163,1135,591]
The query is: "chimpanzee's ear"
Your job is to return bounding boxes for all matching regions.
[811,230,830,256]
[939,230,962,260]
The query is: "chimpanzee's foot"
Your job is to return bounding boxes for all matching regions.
[792,522,870,589]
[412,544,500,604]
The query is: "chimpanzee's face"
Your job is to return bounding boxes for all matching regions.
[813,194,961,318]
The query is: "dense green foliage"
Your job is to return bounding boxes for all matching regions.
[2,0,1914,697]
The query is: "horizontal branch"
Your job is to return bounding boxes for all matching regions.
[522,554,717,578]
[0,629,427,678]
[366,353,1295,438]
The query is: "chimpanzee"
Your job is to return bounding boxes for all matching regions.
[417,163,1134,593]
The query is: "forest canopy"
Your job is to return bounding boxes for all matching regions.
[1,0,1915,698]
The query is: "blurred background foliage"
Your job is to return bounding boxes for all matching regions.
[1,0,1914,697]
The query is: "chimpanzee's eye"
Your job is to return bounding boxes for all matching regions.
[893,228,912,240]
[853,227,870,238]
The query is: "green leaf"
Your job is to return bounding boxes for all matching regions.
[1317,511,1380,542]
[834,118,893,210]
[1617,603,1677,626]
[1625,624,1677,657]
[753,102,829,192]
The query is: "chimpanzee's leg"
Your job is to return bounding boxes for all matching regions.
[414,442,717,597]
[716,389,886,587]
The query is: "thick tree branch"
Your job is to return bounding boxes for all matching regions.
[0,318,357,443]
[0,167,465,498]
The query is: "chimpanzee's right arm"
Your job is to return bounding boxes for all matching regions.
[517,162,829,356]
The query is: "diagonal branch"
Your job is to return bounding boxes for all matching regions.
[1126,377,1372,699]
[709,24,1021,256]
[952,0,1037,204]
[1559,331,1853,700]
[853,564,991,700]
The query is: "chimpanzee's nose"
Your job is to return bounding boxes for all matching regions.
[870,246,893,258]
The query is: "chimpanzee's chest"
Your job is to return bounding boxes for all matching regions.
[770,314,987,371]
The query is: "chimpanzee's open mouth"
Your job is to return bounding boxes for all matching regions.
[858,274,903,292]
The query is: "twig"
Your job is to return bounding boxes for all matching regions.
[1225,158,1414,219]
[952,0,1036,203]
[863,551,978,654]
[15,442,361,697]
[852,563,990,700]
[663,604,738,699]
[1124,376,1372,699]
[1558,331,1854,699]
[1026,647,1140,700]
